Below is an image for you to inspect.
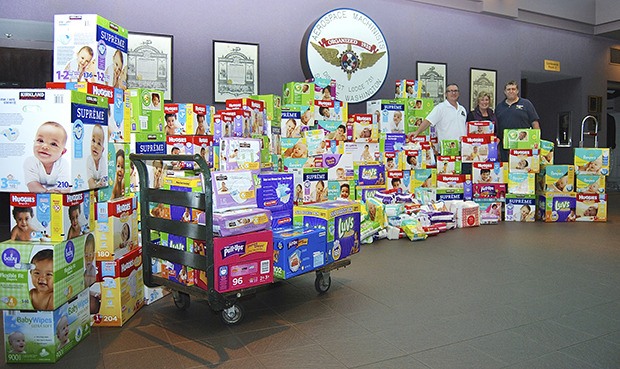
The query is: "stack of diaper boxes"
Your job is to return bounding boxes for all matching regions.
[0,86,112,361]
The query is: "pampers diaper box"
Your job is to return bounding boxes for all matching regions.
[9,191,95,243]
[0,234,89,311]
[91,246,144,327]
[0,89,108,193]
[95,195,139,261]
[97,142,131,202]
[53,14,128,89]
[213,229,273,293]
[3,289,90,363]
[273,228,326,280]
[293,201,361,264]
[574,148,610,176]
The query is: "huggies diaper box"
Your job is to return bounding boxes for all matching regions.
[575,193,607,222]
[164,103,213,135]
[273,228,327,280]
[461,135,498,163]
[213,229,273,293]
[467,120,495,136]
[293,201,361,263]
[0,233,89,310]
[472,162,505,184]
[0,89,108,193]
[95,195,139,261]
[91,246,144,327]
[3,289,91,363]
[9,191,95,242]
[225,98,267,137]
[53,14,128,90]
[509,149,540,173]
[166,135,215,170]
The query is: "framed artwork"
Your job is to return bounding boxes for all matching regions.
[213,40,259,103]
[470,68,497,110]
[416,61,446,105]
[588,95,602,113]
[127,32,174,101]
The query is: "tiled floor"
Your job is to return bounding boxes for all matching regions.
[2,193,620,368]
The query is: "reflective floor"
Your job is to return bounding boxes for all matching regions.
[1,193,619,369]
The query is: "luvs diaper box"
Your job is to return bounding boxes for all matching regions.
[213,230,273,293]
[293,201,361,263]
[0,234,90,310]
[0,89,108,193]
[53,14,128,89]
[91,246,144,327]
[538,192,577,222]
[273,228,327,279]
[3,289,91,363]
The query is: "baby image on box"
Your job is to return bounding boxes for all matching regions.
[24,122,71,193]
[28,246,55,310]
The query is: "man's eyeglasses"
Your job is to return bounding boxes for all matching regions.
[446,90,459,93]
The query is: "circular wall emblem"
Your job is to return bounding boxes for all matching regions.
[303,8,389,103]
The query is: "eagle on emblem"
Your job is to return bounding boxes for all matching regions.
[310,42,386,80]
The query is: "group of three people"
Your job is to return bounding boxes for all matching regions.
[411,80,540,163]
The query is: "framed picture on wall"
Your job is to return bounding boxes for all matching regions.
[470,68,497,111]
[416,61,446,105]
[213,40,259,103]
[588,95,602,113]
[127,32,174,101]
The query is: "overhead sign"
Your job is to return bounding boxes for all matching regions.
[544,59,560,72]
[303,8,389,103]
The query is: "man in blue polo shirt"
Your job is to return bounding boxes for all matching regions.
[495,80,540,161]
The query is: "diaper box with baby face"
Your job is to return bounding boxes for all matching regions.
[357,164,386,186]
[273,228,326,280]
[219,137,262,171]
[213,229,273,293]
[282,81,314,106]
[540,139,555,165]
[47,81,126,143]
[366,99,406,134]
[436,156,462,175]
[97,142,131,202]
[351,114,378,143]
[164,103,213,135]
[437,174,466,189]
[3,288,90,363]
[461,135,499,163]
[293,201,361,263]
[0,89,108,193]
[0,234,89,311]
[508,172,536,195]
[395,79,420,99]
[225,98,267,137]
[574,148,610,176]
[249,94,282,125]
[575,193,607,222]
[404,98,433,135]
[538,192,577,222]
[308,77,337,101]
[411,168,437,190]
[576,174,606,194]
[504,194,536,222]
[257,172,294,213]
[95,195,138,261]
[124,88,164,136]
[538,165,574,193]
[314,99,347,123]
[386,170,410,193]
[467,121,495,136]
[211,170,257,212]
[509,149,540,173]
[475,199,503,223]
[502,128,541,150]
[303,168,329,204]
[440,140,460,157]
[472,162,506,184]
[53,14,128,90]
[472,183,507,200]
[9,191,95,243]
[91,246,144,327]
[166,135,215,171]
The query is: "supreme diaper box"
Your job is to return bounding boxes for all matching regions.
[576,174,605,194]
[95,195,139,261]
[574,148,610,175]
[129,132,166,190]
[47,81,125,142]
[281,105,314,137]
[504,194,536,222]
[211,170,257,212]
[302,168,329,204]
[461,135,499,163]
[213,229,273,293]
[273,227,326,280]
[293,201,361,263]
[538,192,577,222]
[366,99,406,133]
[539,165,575,193]
[282,81,314,105]
[472,161,506,184]
[220,137,262,171]
[0,89,108,193]
[91,246,144,327]
[164,103,213,135]
[257,172,294,213]
[9,191,95,242]
[502,128,541,149]
[575,193,607,222]
[509,149,540,173]
[3,288,90,363]
[97,142,131,202]
[0,233,89,310]
[53,14,128,89]
[124,88,164,135]
[508,172,536,195]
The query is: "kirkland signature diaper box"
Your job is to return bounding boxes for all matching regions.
[0,89,108,193]
[3,289,91,363]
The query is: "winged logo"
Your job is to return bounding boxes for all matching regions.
[310,42,386,81]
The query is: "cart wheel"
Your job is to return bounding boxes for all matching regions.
[172,291,190,310]
[315,272,331,294]
[220,304,244,325]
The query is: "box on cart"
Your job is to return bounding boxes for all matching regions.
[0,89,108,193]
[3,289,91,363]
[273,228,326,279]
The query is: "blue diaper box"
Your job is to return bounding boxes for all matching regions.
[257,172,294,213]
[272,227,326,279]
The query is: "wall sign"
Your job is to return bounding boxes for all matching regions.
[303,8,389,103]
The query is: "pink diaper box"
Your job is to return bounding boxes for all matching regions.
[213,230,273,293]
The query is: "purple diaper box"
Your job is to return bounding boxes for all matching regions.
[213,208,272,237]
[211,170,257,212]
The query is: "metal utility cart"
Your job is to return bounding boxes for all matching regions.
[130,153,350,324]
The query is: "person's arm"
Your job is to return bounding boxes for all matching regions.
[412,119,432,137]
